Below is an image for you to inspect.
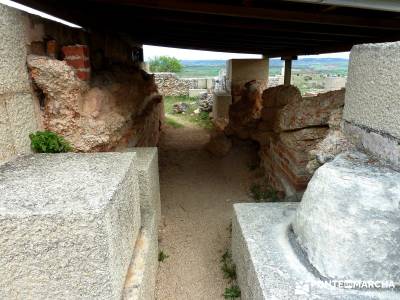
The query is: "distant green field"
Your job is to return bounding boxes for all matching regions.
[174,58,348,78]
[176,65,224,78]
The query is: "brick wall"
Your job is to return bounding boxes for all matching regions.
[62,45,90,81]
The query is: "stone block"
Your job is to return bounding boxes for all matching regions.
[0,153,140,300]
[275,89,344,132]
[189,88,208,98]
[5,93,39,154]
[293,151,400,282]
[279,127,328,151]
[343,121,400,170]
[232,203,399,300]
[0,5,30,94]
[206,78,214,89]
[212,91,232,120]
[123,211,159,300]
[343,42,400,140]
[262,85,302,108]
[196,78,207,89]
[227,59,269,81]
[125,147,161,225]
[121,148,160,300]
[0,97,16,163]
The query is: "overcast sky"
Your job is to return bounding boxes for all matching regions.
[144,45,350,61]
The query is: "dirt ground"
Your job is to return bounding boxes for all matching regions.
[155,122,256,300]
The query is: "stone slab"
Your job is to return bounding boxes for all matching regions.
[0,153,141,300]
[124,147,161,226]
[343,121,400,171]
[123,210,159,300]
[189,88,208,98]
[212,91,232,120]
[122,148,160,300]
[232,203,399,300]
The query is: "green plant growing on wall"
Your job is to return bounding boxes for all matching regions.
[29,131,73,153]
[149,56,183,73]
[223,285,241,299]
[249,183,279,202]
[158,250,169,262]
[221,250,237,281]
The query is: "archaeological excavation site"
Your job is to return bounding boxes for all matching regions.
[1,0,400,299]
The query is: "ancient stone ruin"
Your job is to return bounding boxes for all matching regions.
[1,0,400,299]
[0,4,161,299]
[232,41,400,299]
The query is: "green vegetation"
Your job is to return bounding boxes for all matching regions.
[149,56,183,73]
[158,250,169,262]
[249,183,279,202]
[220,249,241,299]
[221,250,237,281]
[29,131,72,153]
[223,286,241,299]
[165,116,184,128]
[164,96,213,130]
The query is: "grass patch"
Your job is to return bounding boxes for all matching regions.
[220,249,241,299]
[158,250,169,262]
[165,116,184,128]
[221,250,237,281]
[223,285,241,299]
[249,183,279,202]
[164,95,213,130]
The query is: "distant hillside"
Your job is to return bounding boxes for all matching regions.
[176,58,348,78]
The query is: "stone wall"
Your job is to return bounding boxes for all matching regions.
[343,41,400,170]
[0,5,41,164]
[0,4,163,155]
[154,73,215,96]
[258,87,346,199]
[28,56,162,152]
[223,82,346,200]
[154,73,196,96]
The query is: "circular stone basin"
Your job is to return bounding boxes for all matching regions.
[292,151,400,282]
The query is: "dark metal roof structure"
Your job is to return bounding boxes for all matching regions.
[14,0,400,56]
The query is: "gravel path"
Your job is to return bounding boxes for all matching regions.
[155,124,254,300]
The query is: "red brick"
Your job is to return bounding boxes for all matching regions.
[47,40,57,58]
[76,70,90,81]
[65,58,90,69]
[62,45,89,58]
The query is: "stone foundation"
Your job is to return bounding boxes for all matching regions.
[0,153,141,299]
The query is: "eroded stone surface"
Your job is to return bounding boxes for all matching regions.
[275,89,345,132]
[28,55,162,152]
[343,42,400,140]
[293,151,400,282]
[232,203,399,300]
[0,153,140,300]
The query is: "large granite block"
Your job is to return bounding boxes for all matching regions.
[293,151,400,282]
[232,203,399,300]
[0,153,140,299]
[123,210,159,300]
[343,42,400,140]
[125,147,161,225]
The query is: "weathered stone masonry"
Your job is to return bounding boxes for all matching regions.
[0,5,41,164]
[0,5,163,162]
[224,82,346,200]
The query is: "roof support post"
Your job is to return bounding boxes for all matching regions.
[282,56,297,86]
